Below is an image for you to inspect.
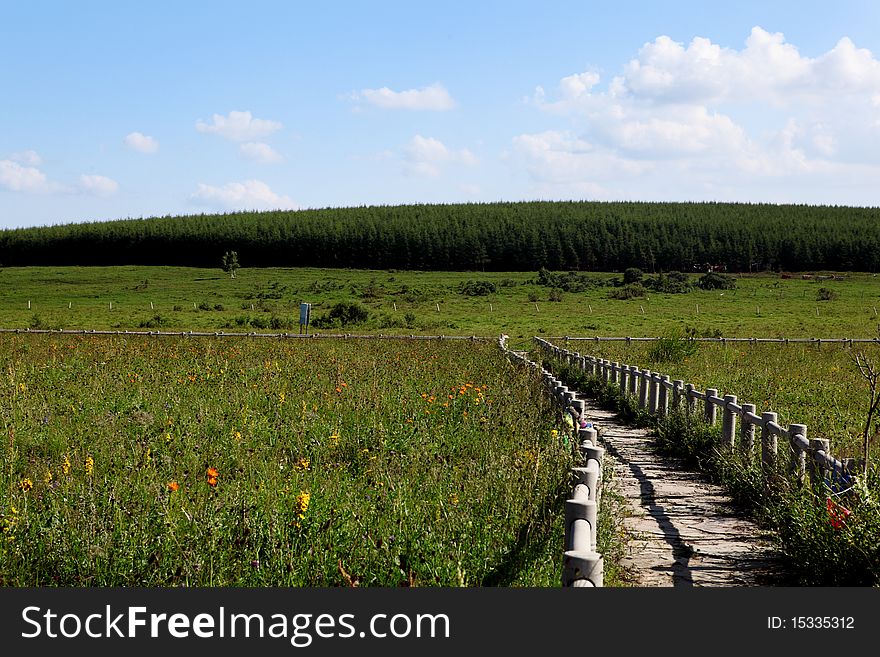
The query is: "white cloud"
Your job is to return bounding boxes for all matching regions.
[191,180,297,210]
[79,174,119,196]
[518,26,880,203]
[352,83,456,110]
[195,110,282,141]
[239,142,283,164]
[9,150,42,166]
[124,132,159,154]
[402,135,479,176]
[0,159,51,193]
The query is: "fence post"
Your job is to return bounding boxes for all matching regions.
[685,383,697,416]
[629,365,639,396]
[704,388,718,425]
[672,379,684,410]
[648,373,659,414]
[721,394,737,448]
[788,424,808,484]
[761,412,778,474]
[611,362,619,385]
[809,438,831,489]
[741,403,756,460]
[619,364,629,396]
[638,370,650,409]
[658,375,670,416]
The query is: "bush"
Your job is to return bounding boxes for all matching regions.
[697,272,737,290]
[548,288,563,302]
[608,283,646,300]
[647,328,699,363]
[623,267,644,285]
[459,280,497,296]
[312,301,370,328]
[646,271,692,294]
[138,314,166,329]
[816,287,838,301]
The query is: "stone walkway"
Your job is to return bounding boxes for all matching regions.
[584,399,786,587]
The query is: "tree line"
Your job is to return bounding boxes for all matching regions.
[1,201,878,272]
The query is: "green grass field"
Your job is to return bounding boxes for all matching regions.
[542,338,880,466]
[0,334,572,586]
[3,266,880,346]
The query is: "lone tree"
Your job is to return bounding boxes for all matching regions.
[851,346,880,475]
[221,250,240,278]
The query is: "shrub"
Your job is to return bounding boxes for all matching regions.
[608,283,646,300]
[459,280,497,296]
[312,301,370,328]
[623,267,644,285]
[816,287,838,301]
[647,328,699,363]
[646,271,692,294]
[697,272,737,290]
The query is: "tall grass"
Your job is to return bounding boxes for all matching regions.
[1,335,571,586]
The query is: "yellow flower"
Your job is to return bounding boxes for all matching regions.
[18,478,33,492]
[44,469,53,484]
[550,429,559,438]
[294,457,310,472]
[61,453,71,476]
[84,456,94,477]
[294,491,311,521]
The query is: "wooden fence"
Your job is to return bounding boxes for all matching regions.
[499,336,604,587]
[533,337,856,491]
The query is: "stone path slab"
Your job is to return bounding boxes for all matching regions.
[585,399,785,587]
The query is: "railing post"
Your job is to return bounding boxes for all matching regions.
[809,438,831,489]
[721,394,737,448]
[672,379,684,410]
[740,403,756,460]
[619,364,629,396]
[628,365,639,396]
[789,424,808,484]
[685,383,697,416]
[658,375,670,416]
[761,411,778,474]
[704,388,718,425]
[648,373,659,414]
[638,369,650,409]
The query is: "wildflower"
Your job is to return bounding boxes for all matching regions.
[278,391,286,406]
[207,467,219,487]
[550,429,559,439]
[826,497,851,530]
[448,494,459,505]
[61,453,71,476]
[294,491,311,522]
[44,469,53,485]
[328,434,340,447]
[18,478,33,492]
[85,456,94,477]
[294,457,310,472]
[167,481,179,492]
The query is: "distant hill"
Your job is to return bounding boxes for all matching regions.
[1,201,878,272]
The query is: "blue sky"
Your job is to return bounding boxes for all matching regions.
[2,0,880,229]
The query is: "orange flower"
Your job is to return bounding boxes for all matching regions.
[207,477,218,487]
[206,467,219,486]
[167,481,179,492]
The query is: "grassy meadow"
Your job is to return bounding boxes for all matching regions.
[0,334,572,586]
[543,338,880,466]
[2,266,880,346]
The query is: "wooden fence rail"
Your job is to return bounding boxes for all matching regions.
[498,336,604,587]
[532,337,855,491]
[550,336,880,345]
[0,328,488,341]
